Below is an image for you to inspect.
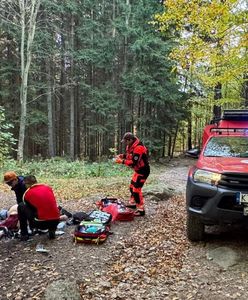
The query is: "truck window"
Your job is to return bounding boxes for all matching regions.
[204,136,248,157]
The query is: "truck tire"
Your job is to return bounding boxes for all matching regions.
[186,213,204,241]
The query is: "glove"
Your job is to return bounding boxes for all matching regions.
[115,158,123,164]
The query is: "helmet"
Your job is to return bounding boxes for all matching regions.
[3,171,17,183]
[121,132,136,143]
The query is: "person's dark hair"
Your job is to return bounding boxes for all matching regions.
[121,132,136,142]
[24,175,37,186]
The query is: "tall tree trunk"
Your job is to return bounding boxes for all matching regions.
[57,29,67,156]
[170,122,179,159]
[46,61,55,157]
[243,74,248,107]
[118,0,131,152]
[69,14,75,159]
[167,135,172,157]
[213,82,222,119]
[17,0,41,161]
[88,7,95,161]
[187,116,192,150]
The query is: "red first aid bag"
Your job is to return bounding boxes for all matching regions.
[96,198,134,222]
[74,221,110,244]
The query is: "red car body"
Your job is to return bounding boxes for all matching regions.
[186,110,248,241]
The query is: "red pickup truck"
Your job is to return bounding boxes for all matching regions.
[186,110,248,241]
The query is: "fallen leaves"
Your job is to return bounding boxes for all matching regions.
[0,160,194,300]
[41,178,130,202]
[80,195,190,299]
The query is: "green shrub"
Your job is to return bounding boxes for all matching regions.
[0,107,16,166]
[0,158,132,179]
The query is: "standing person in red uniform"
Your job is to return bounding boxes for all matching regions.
[18,175,60,241]
[115,132,150,216]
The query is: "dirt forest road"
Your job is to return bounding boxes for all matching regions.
[161,158,248,300]
[1,158,248,300]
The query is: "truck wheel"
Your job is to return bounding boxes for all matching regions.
[186,213,204,241]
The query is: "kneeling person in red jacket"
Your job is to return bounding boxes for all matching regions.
[18,175,60,241]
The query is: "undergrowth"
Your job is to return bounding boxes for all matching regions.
[0,158,158,201]
[1,158,131,179]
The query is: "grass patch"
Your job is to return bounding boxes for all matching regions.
[0,158,159,201]
[1,158,131,179]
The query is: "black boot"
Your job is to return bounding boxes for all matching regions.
[125,203,137,209]
[20,234,29,241]
[134,210,145,216]
[48,229,56,239]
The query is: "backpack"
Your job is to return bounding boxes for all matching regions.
[96,197,134,222]
[87,210,112,225]
[71,212,93,225]
[74,221,110,244]
[96,197,122,209]
[58,206,73,218]
[96,197,122,210]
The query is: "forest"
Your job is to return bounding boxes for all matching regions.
[0,0,247,162]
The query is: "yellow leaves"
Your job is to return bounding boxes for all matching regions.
[240,33,248,48]
[170,38,211,71]
[158,0,242,45]
[215,97,241,106]
[162,0,235,23]
[158,3,233,49]
[0,183,12,193]
[156,0,245,90]
[112,262,126,273]
[148,267,157,276]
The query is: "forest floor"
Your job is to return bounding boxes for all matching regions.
[1,158,248,300]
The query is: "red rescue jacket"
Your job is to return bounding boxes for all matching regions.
[23,184,60,221]
[123,138,150,176]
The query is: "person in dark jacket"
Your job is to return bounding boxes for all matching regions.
[18,175,60,241]
[114,132,150,216]
[3,171,27,204]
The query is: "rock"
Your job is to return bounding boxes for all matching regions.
[207,246,240,269]
[99,280,112,288]
[44,280,81,300]
[143,184,174,200]
[149,195,161,202]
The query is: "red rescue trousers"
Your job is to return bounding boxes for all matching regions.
[129,172,148,211]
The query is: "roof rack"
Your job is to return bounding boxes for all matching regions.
[222,110,248,121]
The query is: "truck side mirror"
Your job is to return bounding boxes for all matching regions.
[185,148,200,159]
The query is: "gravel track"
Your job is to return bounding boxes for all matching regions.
[1,158,248,300]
